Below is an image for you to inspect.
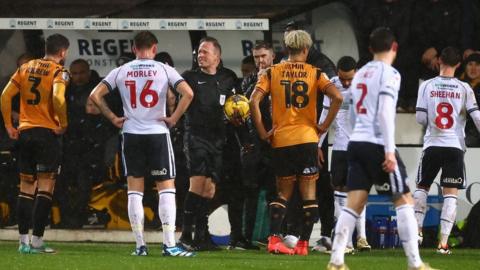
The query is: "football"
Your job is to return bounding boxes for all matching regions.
[283,234,299,249]
[224,94,250,121]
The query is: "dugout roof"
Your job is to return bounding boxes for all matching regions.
[2,0,331,23]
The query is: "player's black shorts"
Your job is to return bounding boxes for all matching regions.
[416,146,466,189]
[331,150,348,188]
[347,142,409,195]
[18,127,61,175]
[184,133,224,183]
[122,133,175,180]
[272,143,319,178]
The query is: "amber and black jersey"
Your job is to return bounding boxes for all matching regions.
[9,59,69,131]
[255,61,333,148]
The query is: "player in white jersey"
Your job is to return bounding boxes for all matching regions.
[328,28,435,270]
[413,47,480,255]
[317,56,371,253]
[90,31,195,257]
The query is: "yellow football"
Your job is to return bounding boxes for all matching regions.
[224,94,250,121]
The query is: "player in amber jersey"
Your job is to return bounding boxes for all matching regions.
[250,30,343,255]
[1,34,70,254]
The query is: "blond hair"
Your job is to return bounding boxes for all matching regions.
[284,30,312,55]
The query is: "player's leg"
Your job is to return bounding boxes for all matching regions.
[330,190,367,268]
[296,173,318,255]
[30,128,60,254]
[390,152,426,269]
[267,145,297,254]
[316,139,335,252]
[329,142,373,268]
[127,177,147,255]
[437,148,465,254]
[156,179,195,257]
[17,174,36,253]
[413,147,439,244]
[16,130,37,253]
[122,133,148,255]
[267,175,296,254]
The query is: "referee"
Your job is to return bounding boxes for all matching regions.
[179,36,237,251]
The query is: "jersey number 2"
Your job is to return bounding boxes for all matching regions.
[125,80,158,109]
[356,83,367,114]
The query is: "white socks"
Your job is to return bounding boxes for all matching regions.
[413,189,428,229]
[128,191,145,248]
[396,204,422,268]
[19,234,29,245]
[31,235,43,248]
[356,205,367,239]
[440,195,457,246]
[158,189,177,248]
[330,207,358,266]
[334,191,347,220]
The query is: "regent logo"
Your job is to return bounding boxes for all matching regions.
[443,177,463,184]
[302,167,318,174]
[375,183,391,191]
[151,168,168,176]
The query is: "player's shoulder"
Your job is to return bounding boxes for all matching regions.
[453,77,472,91]
[383,64,400,79]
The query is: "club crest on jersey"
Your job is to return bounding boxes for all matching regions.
[219,94,226,105]
[62,71,70,82]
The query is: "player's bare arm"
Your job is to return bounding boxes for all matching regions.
[318,84,342,134]
[249,88,273,142]
[166,88,176,116]
[90,82,126,128]
[52,81,68,135]
[160,81,193,128]
[0,81,20,139]
[86,97,101,115]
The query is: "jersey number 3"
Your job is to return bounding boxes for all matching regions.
[27,76,41,105]
[125,80,158,109]
[356,83,367,114]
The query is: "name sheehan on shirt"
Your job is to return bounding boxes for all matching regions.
[126,70,157,77]
[430,90,461,99]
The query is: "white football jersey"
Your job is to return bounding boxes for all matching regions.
[323,76,352,151]
[102,59,184,134]
[349,61,401,146]
[416,76,478,150]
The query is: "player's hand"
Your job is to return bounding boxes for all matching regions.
[159,116,177,128]
[260,128,274,143]
[382,152,397,173]
[111,116,127,129]
[53,126,67,135]
[6,126,19,140]
[317,147,325,168]
[317,123,328,135]
[230,109,245,127]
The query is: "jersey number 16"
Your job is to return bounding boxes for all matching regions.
[125,80,159,109]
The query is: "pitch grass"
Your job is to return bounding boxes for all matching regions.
[1,241,479,270]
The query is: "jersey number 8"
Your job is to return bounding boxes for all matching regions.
[435,102,454,129]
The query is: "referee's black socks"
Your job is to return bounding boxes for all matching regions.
[17,192,34,236]
[181,191,202,240]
